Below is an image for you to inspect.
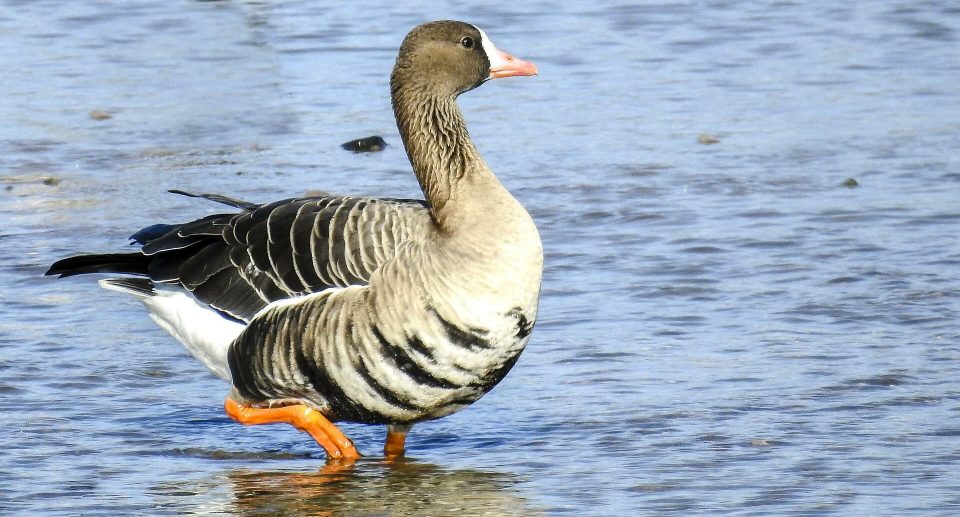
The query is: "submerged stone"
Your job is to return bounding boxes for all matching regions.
[342,135,387,153]
[697,133,720,144]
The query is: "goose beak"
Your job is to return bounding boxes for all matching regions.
[487,47,538,79]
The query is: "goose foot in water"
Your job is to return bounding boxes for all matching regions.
[384,424,411,459]
[224,397,361,461]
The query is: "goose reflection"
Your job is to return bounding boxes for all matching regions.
[223,459,544,516]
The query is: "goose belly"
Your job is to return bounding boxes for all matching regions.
[227,286,535,424]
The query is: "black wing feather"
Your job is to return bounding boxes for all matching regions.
[178,242,234,290]
[168,189,259,211]
[290,202,324,288]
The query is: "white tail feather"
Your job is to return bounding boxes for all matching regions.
[99,279,244,381]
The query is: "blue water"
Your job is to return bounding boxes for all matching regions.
[2,1,959,515]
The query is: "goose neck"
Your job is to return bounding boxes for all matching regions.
[392,86,488,227]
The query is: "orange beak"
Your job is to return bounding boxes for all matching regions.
[488,46,538,79]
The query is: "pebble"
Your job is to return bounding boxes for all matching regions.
[698,133,720,144]
[341,135,387,153]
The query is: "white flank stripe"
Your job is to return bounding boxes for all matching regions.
[251,285,357,318]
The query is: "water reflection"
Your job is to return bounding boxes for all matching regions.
[155,459,545,516]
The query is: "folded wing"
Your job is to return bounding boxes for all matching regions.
[47,191,431,322]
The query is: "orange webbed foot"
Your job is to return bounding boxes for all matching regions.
[224,397,361,462]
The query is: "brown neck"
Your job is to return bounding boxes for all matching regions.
[391,77,485,229]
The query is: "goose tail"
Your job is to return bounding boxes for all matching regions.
[46,253,149,278]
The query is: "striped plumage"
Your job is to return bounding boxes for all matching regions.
[47,20,542,460]
[90,193,432,322]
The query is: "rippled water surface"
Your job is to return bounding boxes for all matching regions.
[2,1,959,515]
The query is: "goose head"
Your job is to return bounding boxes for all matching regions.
[392,20,537,98]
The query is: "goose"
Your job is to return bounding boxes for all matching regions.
[46,20,542,461]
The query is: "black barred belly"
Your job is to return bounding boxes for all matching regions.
[227,300,526,425]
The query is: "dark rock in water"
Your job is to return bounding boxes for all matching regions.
[342,135,387,153]
[841,177,859,188]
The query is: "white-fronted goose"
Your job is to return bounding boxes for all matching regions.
[47,20,542,461]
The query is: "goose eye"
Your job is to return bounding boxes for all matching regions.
[460,36,474,49]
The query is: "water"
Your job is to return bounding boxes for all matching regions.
[2,1,958,515]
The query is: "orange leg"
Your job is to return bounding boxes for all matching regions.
[224,397,360,461]
[384,424,411,459]
[384,431,406,458]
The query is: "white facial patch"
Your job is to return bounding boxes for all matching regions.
[474,25,507,73]
[475,26,495,54]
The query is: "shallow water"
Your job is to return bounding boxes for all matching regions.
[2,1,959,515]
